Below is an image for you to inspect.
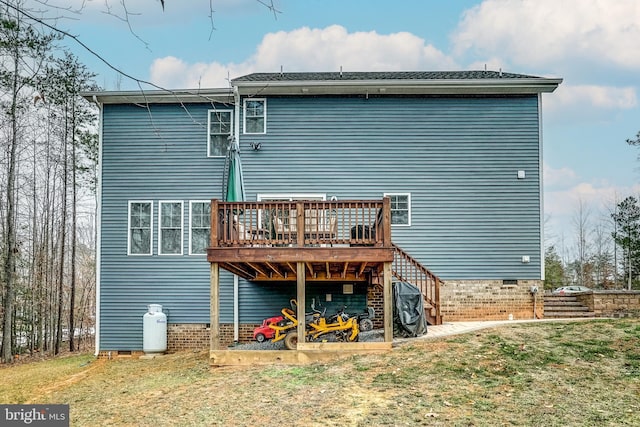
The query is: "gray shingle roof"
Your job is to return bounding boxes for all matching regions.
[232,70,540,82]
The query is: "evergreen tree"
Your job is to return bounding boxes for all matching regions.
[544,245,565,290]
[611,196,640,290]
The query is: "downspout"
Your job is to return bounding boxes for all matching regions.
[93,95,103,357]
[233,86,241,343]
[538,93,545,282]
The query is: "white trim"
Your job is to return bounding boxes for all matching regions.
[158,200,184,256]
[234,78,563,97]
[243,98,267,134]
[94,100,104,356]
[127,200,154,256]
[538,93,545,280]
[257,193,326,201]
[188,200,210,256]
[233,87,241,343]
[233,275,239,343]
[207,109,233,158]
[82,88,233,105]
[384,192,412,226]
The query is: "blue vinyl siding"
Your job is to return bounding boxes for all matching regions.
[238,95,542,279]
[100,103,232,350]
[100,94,543,349]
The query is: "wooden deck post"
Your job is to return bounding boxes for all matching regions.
[383,261,393,343]
[210,199,219,248]
[210,262,220,351]
[296,202,305,247]
[296,261,306,346]
[382,197,391,247]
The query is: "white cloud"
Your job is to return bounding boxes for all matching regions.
[544,163,578,188]
[150,57,230,88]
[453,0,640,71]
[543,84,638,123]
[550,85,637,110]
[149,25,457,89]
[544,181,640,243]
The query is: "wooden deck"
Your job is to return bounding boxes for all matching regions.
[207,199,394,283]
[206,198,441,364]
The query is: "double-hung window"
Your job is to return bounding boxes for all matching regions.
[128,201,153,255]
[243,98,266,134]
[189,201,211,255]
[159,201,183,255]
[384,193,411,226]
[208,109,233,157]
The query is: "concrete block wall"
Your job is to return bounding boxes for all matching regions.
[440,280,544,321]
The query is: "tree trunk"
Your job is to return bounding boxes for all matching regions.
[55,107,69,356]
[2,40,21,364]
[70,97,77,352]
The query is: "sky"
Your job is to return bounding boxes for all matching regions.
[33,0,640,252]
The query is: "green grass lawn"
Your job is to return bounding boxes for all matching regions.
[2,318,639,426]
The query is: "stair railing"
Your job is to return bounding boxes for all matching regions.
[392,243,442,325]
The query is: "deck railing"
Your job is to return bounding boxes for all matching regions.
[210,199,391,248]
[392,243,442,325]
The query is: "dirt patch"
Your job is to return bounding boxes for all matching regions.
[3,319,640,426]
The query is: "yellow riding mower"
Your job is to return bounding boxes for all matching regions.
[270,299,360,350]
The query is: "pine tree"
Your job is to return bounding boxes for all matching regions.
[611,196,640,290]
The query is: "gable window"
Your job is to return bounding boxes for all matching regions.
[189,201,211,255]
[128,201,153,255]
[384,193,411,226]
[159,201,183,255]
[243,98,266,134]
[208,109,233,157]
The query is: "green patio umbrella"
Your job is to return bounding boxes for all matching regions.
[225,138,245,202]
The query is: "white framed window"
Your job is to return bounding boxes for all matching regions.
[128,201,153,255]
[159,201,184,255]
[208,109,233,157]
[243,98,266,134]
[189,200,211,255]
[384,193,411,226]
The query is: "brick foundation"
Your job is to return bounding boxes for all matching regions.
[98,280,552,355]
[167,323,210,352]
[367,284,385,329]
[440,279,544,321]
[219,323,259,347]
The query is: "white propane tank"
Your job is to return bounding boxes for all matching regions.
[143,304,167,354]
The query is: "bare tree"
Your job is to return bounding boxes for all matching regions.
[0,1,57,363]
[572,199,592,287]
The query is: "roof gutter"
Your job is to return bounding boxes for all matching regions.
[81,88,234,105]
[233,78,563,96]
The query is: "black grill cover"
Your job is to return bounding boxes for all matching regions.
[393,281,428,337]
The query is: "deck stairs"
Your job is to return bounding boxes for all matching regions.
[544,294,595,318]
[390,244,442,325]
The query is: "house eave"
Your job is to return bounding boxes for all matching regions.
[81,88,234,105]
[233,78,563,96]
